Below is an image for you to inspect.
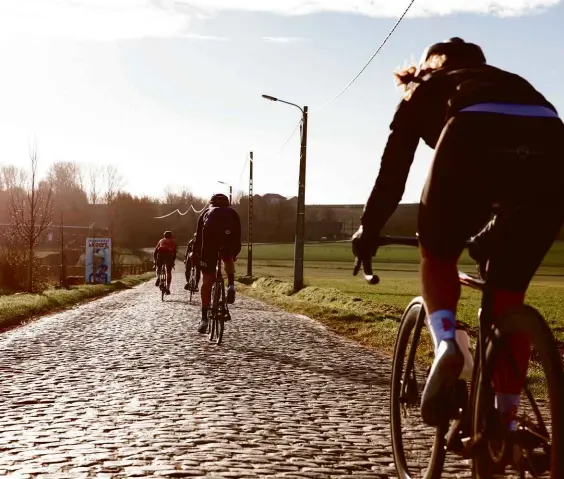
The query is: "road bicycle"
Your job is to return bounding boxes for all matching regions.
[157,266,167,302]
[207,252,231,345]
[354,235,564,478]
[187,263,198,303]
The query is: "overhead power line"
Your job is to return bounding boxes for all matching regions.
[314,0,416,112]
[272,0,416,153]
[154,204,207,219]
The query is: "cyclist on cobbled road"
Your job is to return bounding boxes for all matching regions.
[184,232,200,292]
[194,193,242,334]
[153,230,178,296]
[352,37,564,430]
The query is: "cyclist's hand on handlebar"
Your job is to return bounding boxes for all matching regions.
[351,226,380,285]
[351,225,378,258]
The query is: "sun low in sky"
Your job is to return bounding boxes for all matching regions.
[0,0,562,204]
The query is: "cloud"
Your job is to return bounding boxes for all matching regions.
[173,0,561,17]
[1,0,559,44]
[262,36,309,43]
[0,0,195,42]
[180,33,230,41]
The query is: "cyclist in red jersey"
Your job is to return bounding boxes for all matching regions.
[153,230,177,295]
[352,38,564,429]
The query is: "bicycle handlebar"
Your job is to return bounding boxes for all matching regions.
[353,235,474,285]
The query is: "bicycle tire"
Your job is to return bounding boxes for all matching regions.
[212,281,224,345]
[208,282,220,342]
[215,301,225,346]
[391,297,447,479]
[472,305,564,478]
[207,309,215,340]
[189,274,194,303]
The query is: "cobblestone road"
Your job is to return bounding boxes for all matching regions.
[0,272,471,478]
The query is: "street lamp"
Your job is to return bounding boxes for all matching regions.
[262,93,309,292]
[217,180,233,205]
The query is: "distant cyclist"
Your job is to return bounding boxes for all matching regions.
[352,37,564,429]
[194,193,241,333]
[153,230,177,295]
[184,232,200,292]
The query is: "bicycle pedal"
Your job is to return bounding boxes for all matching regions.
[460,433,482,455]
[446,420,465,453]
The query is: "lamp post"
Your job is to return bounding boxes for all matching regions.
[247,152,253,277]
[217,180,233,205]
[261,94,308,291]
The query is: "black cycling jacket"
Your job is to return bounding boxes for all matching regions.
[195,205,242,257]
[361,65,558,235]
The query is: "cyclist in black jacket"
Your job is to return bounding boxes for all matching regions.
[352,37,564,428]
[194,193,241,333]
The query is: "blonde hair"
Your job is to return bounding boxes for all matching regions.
[393,54,447,100]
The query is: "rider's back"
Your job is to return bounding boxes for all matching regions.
[202,206,241,250]
[403,65,558,149]
[157,237,177,253]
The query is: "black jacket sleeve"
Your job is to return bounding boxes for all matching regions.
[194,209,206,255]
[360,97,420,235]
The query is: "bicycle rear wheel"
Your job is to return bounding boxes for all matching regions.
[189,272,194,303]
[472,305,564,478]
[208,282,220,343]
[390,297,448,479]
[215,304,225,345]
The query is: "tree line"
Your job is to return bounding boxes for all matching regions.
[0,153,346,292]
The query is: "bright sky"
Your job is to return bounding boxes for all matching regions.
[1,0,563,205]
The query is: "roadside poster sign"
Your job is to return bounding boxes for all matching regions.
[86,238,112,284]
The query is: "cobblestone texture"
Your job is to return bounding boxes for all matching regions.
[0,272,473,478]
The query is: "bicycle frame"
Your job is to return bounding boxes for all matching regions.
[211,253,228,311]
[369,236,510,454]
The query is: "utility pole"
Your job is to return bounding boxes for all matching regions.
[261,94,308,292]
[247,152,253,277]
[229,185,233,205]
[294,106,308,291]
[60,211,66,287]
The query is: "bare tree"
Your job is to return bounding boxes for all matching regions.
[47,161,81,192]
[102,165,123,203]
[76,164,85,193]
[86,165,101,205]
[8,147,54,292]
[0,165,26,191]
[164,186,195,205]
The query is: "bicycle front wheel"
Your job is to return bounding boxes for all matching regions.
[390,297,447,479]
[214,305,225,345]
[472,305,564,478]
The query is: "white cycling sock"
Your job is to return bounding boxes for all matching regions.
[495,393,520,431]
[427,309,456,351]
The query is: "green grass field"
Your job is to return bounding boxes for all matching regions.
[235,241,564,347]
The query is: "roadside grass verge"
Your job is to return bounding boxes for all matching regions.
[238,276,406,356]
[0,272,154,330]
[238,271,564,397]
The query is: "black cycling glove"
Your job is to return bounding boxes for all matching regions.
[352,225,380,260]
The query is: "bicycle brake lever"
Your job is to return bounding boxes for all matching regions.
[353,257,380,285]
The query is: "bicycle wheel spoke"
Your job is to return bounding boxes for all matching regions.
[391,300,455,478]
[472,307,563,479]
